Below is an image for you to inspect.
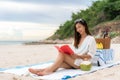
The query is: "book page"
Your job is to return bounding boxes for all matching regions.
[55,45,74,55]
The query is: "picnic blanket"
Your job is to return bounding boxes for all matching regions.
[0,60,120,80]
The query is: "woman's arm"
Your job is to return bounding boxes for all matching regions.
[77,54,91,60]
[72,53,91,60]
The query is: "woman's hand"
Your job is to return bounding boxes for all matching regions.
[83,58,89,61]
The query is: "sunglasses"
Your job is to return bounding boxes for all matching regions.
[74,19,85,24]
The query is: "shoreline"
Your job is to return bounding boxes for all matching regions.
[24,36,120,45]
[24,39,73,45]
[0,36,119,46]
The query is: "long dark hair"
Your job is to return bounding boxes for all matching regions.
[74,19,91,48]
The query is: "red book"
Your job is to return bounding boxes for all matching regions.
[55,45,74,55]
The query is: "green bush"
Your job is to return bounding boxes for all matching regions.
[109,32,120,38]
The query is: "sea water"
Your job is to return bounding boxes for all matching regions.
[0,41,34,45]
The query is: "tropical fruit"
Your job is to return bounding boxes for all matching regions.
[80,61,92,71]
[96,42,103,49]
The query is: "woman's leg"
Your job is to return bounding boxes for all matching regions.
[29,52,79,76]
[28,68,44,74]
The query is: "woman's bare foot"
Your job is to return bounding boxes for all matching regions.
[36,68,53,76]
[28,68,45,74]
[28,67,53,76]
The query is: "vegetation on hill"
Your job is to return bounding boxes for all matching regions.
[48,0,120,40]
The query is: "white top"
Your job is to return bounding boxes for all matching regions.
[70,35,96,66]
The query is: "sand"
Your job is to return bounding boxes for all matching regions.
[0,44,120,80]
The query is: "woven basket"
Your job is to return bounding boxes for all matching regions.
[95,38,111,49]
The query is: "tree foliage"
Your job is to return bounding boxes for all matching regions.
[50,0,120,40]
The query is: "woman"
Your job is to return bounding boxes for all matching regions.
[28,18,96,76]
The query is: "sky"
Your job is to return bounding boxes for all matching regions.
[0,0,97,41]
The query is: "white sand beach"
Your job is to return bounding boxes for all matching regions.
[0,43,120,80]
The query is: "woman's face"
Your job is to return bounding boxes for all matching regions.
[75,23,86,35]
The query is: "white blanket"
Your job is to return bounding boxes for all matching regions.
[0,61,120,80]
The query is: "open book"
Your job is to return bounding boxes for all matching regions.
[55,45,74,55]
